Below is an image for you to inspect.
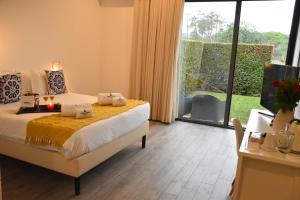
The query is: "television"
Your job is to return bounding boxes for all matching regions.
[260,63,300,114]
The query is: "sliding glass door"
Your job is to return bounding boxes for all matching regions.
[179,1,236,125]
[178,0,298,127]
[229,0,296,125]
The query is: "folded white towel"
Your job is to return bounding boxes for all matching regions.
[112,96,127,107]
[75,103,93,119]
[61,103,93,118]
[61,104,77,117]
[98,93,123,105]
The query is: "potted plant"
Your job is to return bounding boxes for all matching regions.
[272,78,300,131]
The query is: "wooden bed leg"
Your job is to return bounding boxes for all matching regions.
[74,177,80,196]
[142,135,146,148]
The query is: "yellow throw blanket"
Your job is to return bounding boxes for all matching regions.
[26,100,146,149]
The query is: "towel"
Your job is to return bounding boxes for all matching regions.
[61,103,93,118]
[112,96,127,107]
[61,104,77,117]
[75,104,93,119]
[98,93,123,105]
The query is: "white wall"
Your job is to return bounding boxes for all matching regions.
[99,3,134,97]
[0,0,134,97]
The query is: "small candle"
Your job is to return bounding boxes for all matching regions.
[47,103,54,110]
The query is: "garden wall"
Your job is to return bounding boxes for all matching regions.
[180,40,204,96]
[181,40,274,96]
[234,44,274,96]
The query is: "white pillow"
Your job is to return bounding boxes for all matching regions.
[30,69,48,95]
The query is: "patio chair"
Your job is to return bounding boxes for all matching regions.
[190,94,225,122]
[178,95,193,117]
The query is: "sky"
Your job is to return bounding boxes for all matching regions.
[182,0,296,35]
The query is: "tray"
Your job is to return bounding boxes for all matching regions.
[16,104,61,114]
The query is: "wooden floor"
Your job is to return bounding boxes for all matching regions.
[0,121,237,200]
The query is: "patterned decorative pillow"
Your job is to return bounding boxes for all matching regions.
[45,70,67,95]
[0,73,22,104]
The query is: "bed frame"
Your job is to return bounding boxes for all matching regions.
[0,121,149,195]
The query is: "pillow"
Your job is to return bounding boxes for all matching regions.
[0,73,22,104]
[30,69,48,95]
[45,70,67,95]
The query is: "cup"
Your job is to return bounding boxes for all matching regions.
[276,125,295,152]
[261,132,277,151]
[277,131,289,149]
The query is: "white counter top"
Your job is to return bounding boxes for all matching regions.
[239,109,300,168]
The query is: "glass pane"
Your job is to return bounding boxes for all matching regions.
[178,2,236,125]
[230,0,295,126]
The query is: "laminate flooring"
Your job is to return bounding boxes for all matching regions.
[0,121,237,200]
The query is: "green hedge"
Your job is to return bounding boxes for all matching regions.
[200,43,232,92]
[180,40,204,96]
[234,44,273,96]
[181,40,273,96]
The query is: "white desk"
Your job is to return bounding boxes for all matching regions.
[233,109,300,200]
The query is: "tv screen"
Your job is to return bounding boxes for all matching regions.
[260,63,299,114]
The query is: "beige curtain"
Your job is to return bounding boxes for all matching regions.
[130,0,184,123]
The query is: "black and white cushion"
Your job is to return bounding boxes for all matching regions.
[45,70,67,95]
[0,73,22,104]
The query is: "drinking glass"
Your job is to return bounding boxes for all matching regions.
[49,95,55,103]
[43,96,49,103]
[277,123,295,152]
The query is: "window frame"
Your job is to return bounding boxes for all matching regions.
[179,0,300,127]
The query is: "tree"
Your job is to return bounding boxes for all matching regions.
[262,32,288,63]
[216,22,266,43]
[189,11,225,42]
[214,22,288,63]
[185,11,288,65]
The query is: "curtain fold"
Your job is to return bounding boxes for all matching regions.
[130,0,184,123]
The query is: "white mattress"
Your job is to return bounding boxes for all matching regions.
[0,93,150,159]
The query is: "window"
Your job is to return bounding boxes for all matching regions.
[178,0,299,127]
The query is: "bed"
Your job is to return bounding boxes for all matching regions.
[0,92,150,195]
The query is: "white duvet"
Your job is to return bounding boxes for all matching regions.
[0,93,150,159]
